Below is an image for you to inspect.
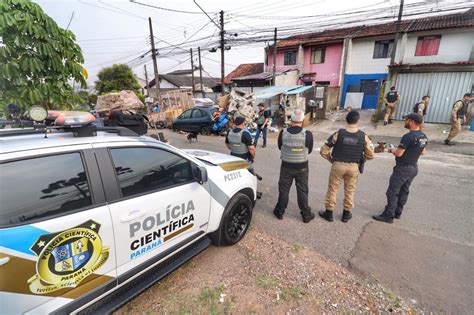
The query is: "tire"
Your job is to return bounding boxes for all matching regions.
[211,193,253,246]
[201,126,212,136]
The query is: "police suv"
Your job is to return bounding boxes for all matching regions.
[0,108,258,314]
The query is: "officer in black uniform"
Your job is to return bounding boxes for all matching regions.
[273,109,315,223]
[225,116,256,163]
[373,113,428,223]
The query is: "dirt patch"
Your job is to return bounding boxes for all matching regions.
[115,227,417,314]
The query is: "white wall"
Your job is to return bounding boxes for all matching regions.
[346,37,395,74]
[159,79,177,89]
[275,70,299,86]
[402,28,474,64]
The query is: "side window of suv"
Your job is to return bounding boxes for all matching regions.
[110,147,194,198]
[0,153,93,226]
[191,109,203,118]
[180,109,192,119]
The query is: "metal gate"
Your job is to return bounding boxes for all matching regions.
[395,72,474,123]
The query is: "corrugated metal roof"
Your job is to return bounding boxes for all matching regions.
[256,85,309,99]
[286,85,313,95]
[271,9,474,49]
[224,63,264,84]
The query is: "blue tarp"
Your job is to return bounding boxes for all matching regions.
[286,85,313,95]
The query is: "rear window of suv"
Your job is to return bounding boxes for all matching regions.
[0,153,93,226]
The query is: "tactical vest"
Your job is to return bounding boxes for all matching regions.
[280,128,308,163]
[228,129,249,155]
[386,91,398,103]
[413,102,427,116]
[454,100,468,119]
[396,131,428,165]
[332,129,365,163]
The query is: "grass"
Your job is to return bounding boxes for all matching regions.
[291,243,304,253]
[280,287,304,301]
[255,274,278,289]
[198,284,226,313]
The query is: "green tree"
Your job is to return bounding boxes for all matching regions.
[0,0,87,110]
[95,64,141,95]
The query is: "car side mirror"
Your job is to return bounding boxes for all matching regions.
[195,166,208,184]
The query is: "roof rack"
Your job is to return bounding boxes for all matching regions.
[0,124,140,138]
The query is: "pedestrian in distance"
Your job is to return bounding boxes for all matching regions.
[254,103,271,148]
[319,111,374,222]
[225,116,256,163]
[273,109,315,223]
[444,93,472,146]
[373,113,428,223]
[413,95,430,121]
[383,86,400,125]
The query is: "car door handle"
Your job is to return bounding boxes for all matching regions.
[120,210,146,223]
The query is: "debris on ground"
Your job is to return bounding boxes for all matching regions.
[115,229,419,314]
[95,90,144,115]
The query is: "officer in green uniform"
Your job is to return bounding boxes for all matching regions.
[273,109,315,223]
[373,113,428,223]
[225,116,255,163]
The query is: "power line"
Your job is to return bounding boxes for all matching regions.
[130,0,212,15]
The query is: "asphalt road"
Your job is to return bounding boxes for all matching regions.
[158,129,474,313]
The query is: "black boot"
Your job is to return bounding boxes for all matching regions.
[302,212,315,223]
[394,212,402,219]
[273,209,283,220]
[372,213,393,224]
[444,139,456,146]
[318,210,334,222]
[342,210,352,223]
[383,121,388,126]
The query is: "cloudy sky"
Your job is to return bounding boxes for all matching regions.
[34,0,470,85]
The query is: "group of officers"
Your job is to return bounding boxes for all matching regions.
[384,89,472,146]
[225,92,472,224]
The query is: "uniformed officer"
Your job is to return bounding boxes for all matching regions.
[413,95,430,121]
[225,116,256,163]
[273,109,315,223]
[319,111,374,222]
[444,93,472,146]
[373,113,428,223]
[383,86,400,125]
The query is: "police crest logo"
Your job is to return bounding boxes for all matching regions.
[27,220,109,295]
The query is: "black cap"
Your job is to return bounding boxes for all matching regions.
[402,113,423,124]
[234,116,245,125]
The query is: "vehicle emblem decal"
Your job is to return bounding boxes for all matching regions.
[28,220,109,295]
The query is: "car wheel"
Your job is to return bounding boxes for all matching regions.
[211,193,253,246]
[201,126,212,136]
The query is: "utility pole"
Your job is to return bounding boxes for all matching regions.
[144,64,150,97]
[272,28,277,86]
[389,0,404,78]
[219,10,225,96]
[198,46,204,98]
[190,48,195,94]
[148,17,161,103]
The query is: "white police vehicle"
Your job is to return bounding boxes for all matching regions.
[0,107,258,314]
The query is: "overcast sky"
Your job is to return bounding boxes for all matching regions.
[34,0,470,86]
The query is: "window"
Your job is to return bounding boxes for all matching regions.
[373,40,394,59]
[284,50,297,65]
[191,109,203,118]
[0,153,92,226]
[415,35,441,56]
[179,109,192,119]
[310,48,325,64]
[111,147,193,198]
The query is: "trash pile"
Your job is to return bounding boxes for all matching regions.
[221,90,257,128]
[95,90,144,116]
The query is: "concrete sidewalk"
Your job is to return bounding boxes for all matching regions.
[305,110,474,144]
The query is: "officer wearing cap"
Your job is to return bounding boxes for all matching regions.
[383,86,400,125]
[225,116,256,163]
[444,93,472,146]
[273,109,315,223]
[319,111,374,222]
[373,113,428,223]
